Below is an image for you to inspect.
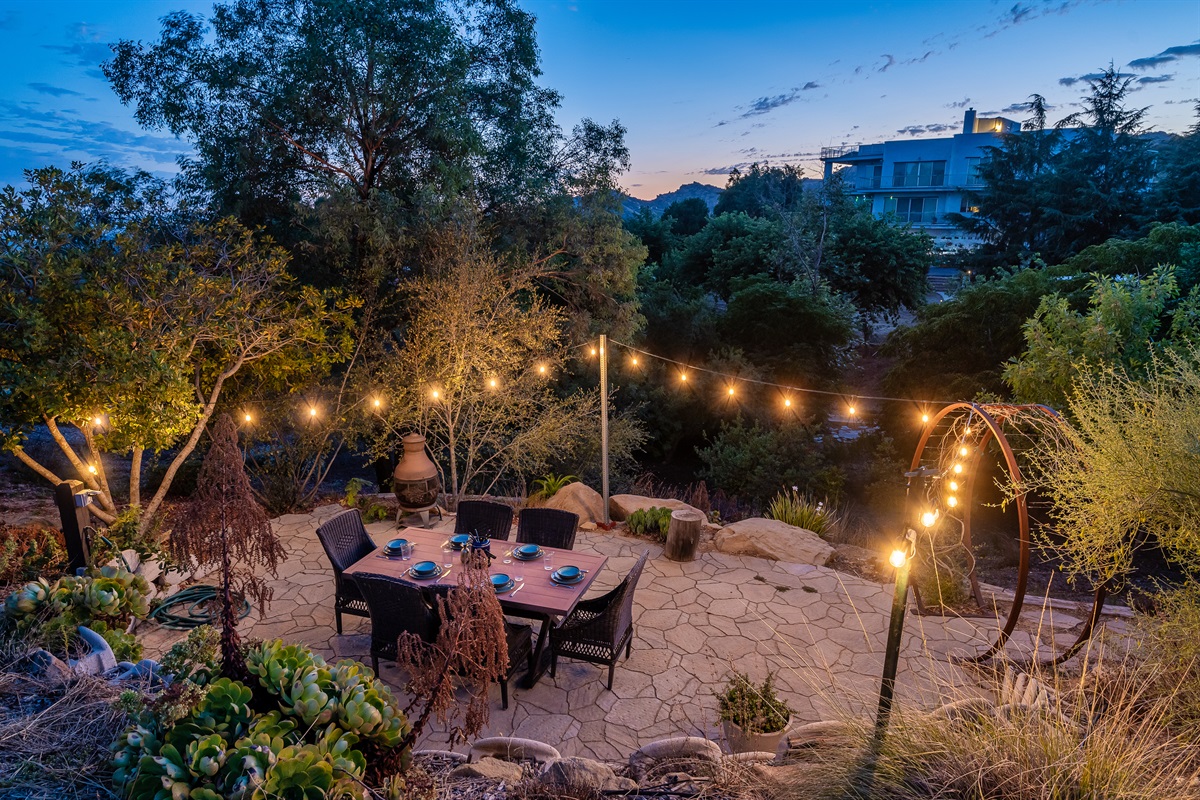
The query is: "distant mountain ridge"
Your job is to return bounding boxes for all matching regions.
[621,182,723,218]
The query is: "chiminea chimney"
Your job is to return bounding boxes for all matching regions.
[963,108,977,134]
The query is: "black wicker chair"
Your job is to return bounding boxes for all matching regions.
[353,572,439,673]
[454,500,515,542]
[516,507,579,551]
[316,509,377,633]
[549,549,649,690]
[355,574,534,709]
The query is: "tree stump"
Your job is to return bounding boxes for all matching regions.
[664,509,704,562]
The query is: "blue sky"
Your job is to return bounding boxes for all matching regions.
[0,0,1196,199]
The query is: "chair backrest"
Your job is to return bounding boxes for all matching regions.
[454,500,515,541]
[607,550,649,645]
[516,507,579,550]
[316,509,377,575]
[354,572,440,645]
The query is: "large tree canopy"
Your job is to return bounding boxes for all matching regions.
[0,165,352,530]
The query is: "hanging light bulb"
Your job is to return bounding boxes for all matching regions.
[630,356,638,366]
[964,426,972,435]
[921,510,938,528]
[953,463,964,474]
[784,398,792,408]
[373,398,381,409]
[727,386,735,397]
[590,347,597,357]
[889,549,908,569]
[947,495,959,508]
[949,480,959,492]
[959,446,970,457]
[431,389,440,400]
[93,415,104,426]
[309,407,318,418]
[488,378,498,389]
[538,364,547,374]
[848,405,857,416]
[244,413,253,423]
[921,413,930,424]
[680,371,688,382]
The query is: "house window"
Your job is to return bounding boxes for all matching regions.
[892,161,946,187]
[857,164,882,190]
[884,195,939,224]
[965,157,986,186]
[960,197,981,214]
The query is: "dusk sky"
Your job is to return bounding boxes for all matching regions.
[0,0,1196,199]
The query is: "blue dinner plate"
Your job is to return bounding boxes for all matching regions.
[449,534,471,549]
[384,538,408,553]
[490,573,514,592]
[514,544,542,560]
[551,567,584,585]
[410,560,439,577]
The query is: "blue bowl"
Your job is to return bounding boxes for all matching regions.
[556,565,581,580]
[449,534,471,549]
[411,560,438,576]
[384,538,408,552]
[516,544,541,557]
[490,573,512,587]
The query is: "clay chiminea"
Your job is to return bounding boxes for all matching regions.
[392,433,440,523]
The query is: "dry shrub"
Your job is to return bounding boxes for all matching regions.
[0,525,68,585]
[1137,581,1200,737]
[859,660,1200,800]
[628,473,712,513]
[0,671,128,799]
[395,549,508,747]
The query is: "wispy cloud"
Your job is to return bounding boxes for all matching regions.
[877,54,896,73]
[736,81,821,120]
[946,97,972,109]
[1058,72,1106,87]
[1128,41,1200,70]
[1138,74,1174,85]
[896,122,957,136]
[28,83,83,98]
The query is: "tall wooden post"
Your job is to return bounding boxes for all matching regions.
[599,334,610,524]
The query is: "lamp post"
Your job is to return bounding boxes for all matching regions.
[875,540,913,739]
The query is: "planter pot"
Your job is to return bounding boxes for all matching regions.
[721,716,792,755]
[393,433,440,512]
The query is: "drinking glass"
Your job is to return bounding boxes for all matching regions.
[543,550,554,571]
[442,546,453,576]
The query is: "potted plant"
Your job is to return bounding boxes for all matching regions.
[717,671,794,754]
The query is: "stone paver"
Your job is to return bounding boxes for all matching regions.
[138,505,1104,759]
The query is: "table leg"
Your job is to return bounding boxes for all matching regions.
[518,612,556,689]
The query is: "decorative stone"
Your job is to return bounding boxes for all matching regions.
[725,751,778,764]
[609,494,706,523]
[714,518,835,566]
[543,482,605,525]
[449,757,524,783]
[629,736,722,782]
[540,756,638,792]
[70,626,117,676]
[27,648,74,686]
[470,737,562,765]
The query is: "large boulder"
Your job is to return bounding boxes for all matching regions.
[714,518,835,567]
[543,482,604,526]
[609,494,705,523]
[540,757,638,792]
[449,757,524,783]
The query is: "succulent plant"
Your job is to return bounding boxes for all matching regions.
[3,577,50,619]
[258,745,335,800]
[246,640,325,696]
[330,661,409,746]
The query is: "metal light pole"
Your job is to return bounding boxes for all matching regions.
[599,334,610,524]
[875,541,912,739]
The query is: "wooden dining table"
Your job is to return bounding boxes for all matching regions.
[345,526,608,688]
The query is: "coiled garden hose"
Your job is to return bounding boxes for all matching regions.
[149,585,252,630]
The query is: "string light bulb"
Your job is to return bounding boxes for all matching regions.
[959,446,969,457]
[848,405,857,416]
[889,549,908,569]
[488,378,497,389]
[953,463,964,474]
[964,426,972,435]
[87,464,97,475]
[921,510,938,528]
[308,407,318,418]
[947,495,959,508]
[784,398,792,408]
[373,398,381,409]
[679,371,688,382]
[431,389,440,400]
[538,364,547,374]
[244,413,253,423]
[727,386,735,397]
[949,480,959,492]
[630,356,638,366]
[921,413,930,424]
[590,347,597,357]
[93,415,104,426]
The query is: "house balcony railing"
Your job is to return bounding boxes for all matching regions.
[852,174,987,191]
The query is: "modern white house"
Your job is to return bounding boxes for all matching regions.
[820,109,1021,249]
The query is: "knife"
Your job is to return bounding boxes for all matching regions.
[508,582,524,597]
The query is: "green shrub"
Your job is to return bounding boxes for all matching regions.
[90,508,167,571]
[344,478,367,508]
[0,524,68,584]
[531,473,578,500]
[626,507,672,542]
[111,639,412,800]
[159,625,222,687]
[717,672,792,734]
[697,417,843,503]
[766,487,839,537]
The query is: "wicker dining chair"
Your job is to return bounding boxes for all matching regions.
[549,549,649,690]
[353,572,440,673]
[315,509,377,634]
[454,500,515,542]
[422,583,535,710]
[516,507,579,551]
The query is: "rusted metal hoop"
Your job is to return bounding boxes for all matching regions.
[907,402,1106,665]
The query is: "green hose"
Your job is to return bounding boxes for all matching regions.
[149,585,252,629]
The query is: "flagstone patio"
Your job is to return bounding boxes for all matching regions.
[139,505,1115,760]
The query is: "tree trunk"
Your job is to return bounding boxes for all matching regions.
[129,445,143,509]
[664,510,704,562]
